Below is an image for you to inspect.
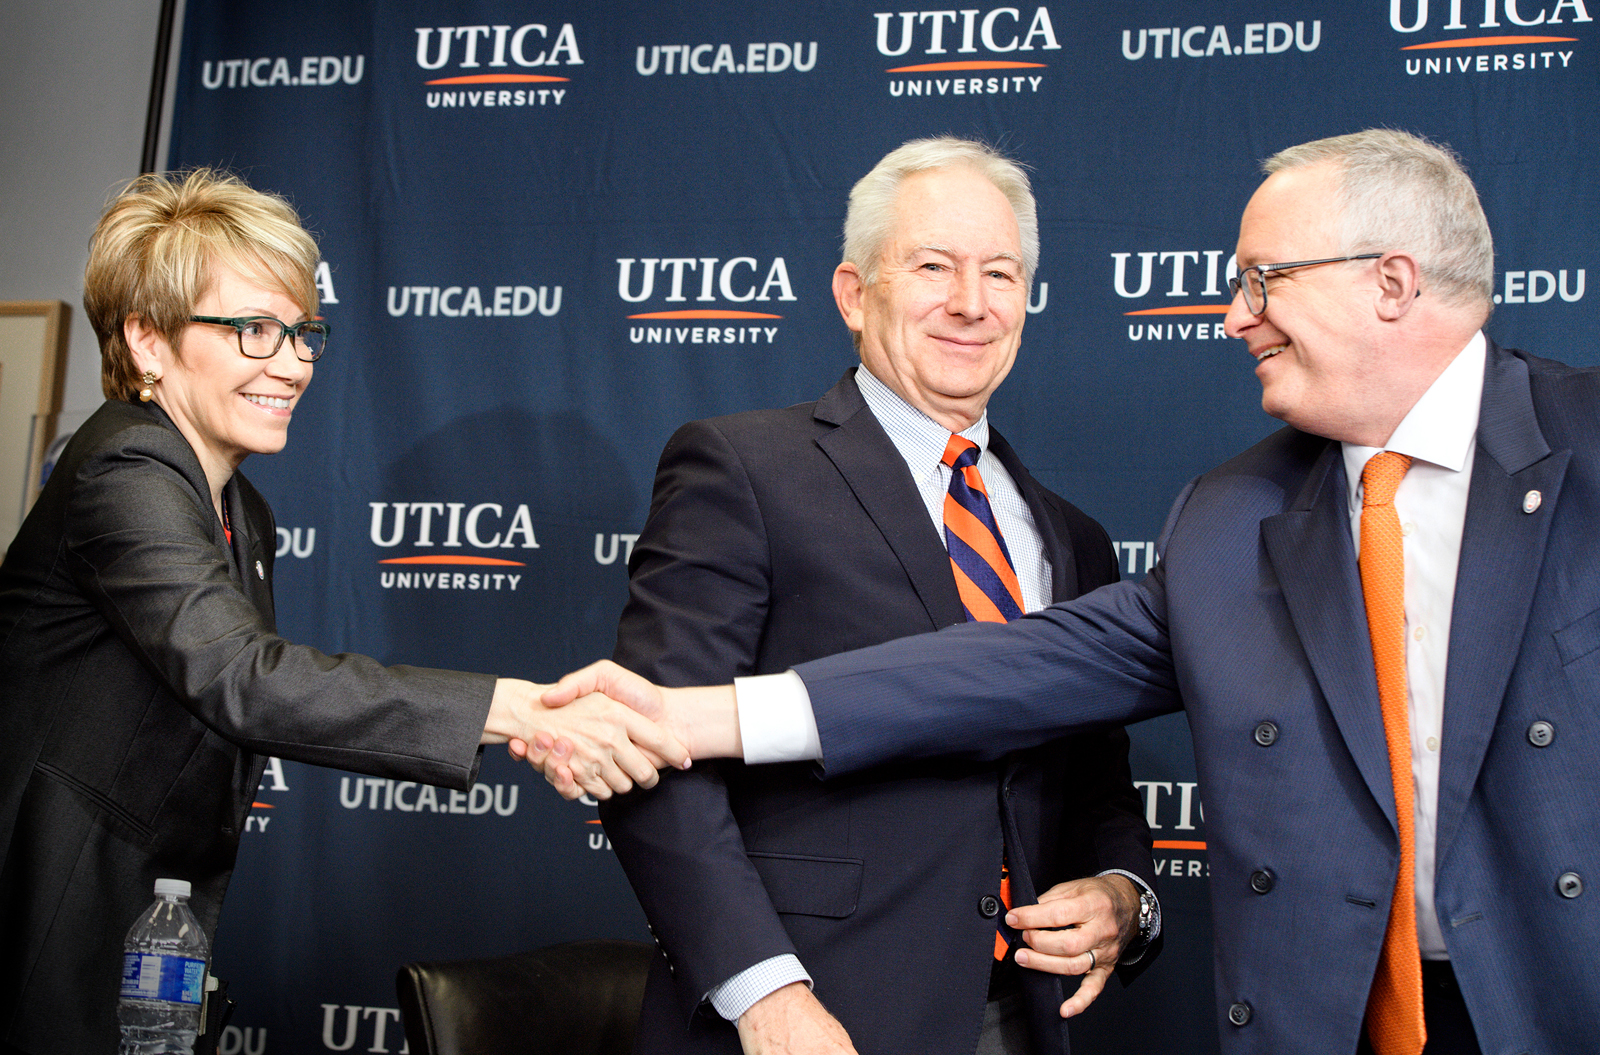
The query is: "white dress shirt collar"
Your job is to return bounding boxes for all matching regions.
[1343,330,1486,502]
[853,363,990,465]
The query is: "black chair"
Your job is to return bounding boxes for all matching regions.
[396,939,654,1055]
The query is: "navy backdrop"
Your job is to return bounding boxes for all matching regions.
[163,2,1597,1052]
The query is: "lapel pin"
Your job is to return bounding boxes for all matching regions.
[255,559,266,580]
[1522,490,1542,514]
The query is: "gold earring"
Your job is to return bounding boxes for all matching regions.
[138,370,158,402]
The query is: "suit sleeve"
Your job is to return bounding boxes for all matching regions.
[63,429,492,788]
[800,556,1182,776]
[597,419,800,1021]
[793,477,1189,871]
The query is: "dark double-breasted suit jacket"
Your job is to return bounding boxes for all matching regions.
[0,399,493,1055]
[799,343,1600,1054]
[600,370,1158,1055]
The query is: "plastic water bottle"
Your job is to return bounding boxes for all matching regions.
[118,878,208,1054]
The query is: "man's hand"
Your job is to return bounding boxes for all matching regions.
[542,659,669,724]
[735,983,858,1055]
[515,661,743,795]
[482,678,687,800]
[1008,874,1141,1018]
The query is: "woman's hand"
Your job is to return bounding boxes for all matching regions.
[483,677,689,800]
[506,660,743,797]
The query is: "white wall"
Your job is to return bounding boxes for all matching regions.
[0,0,170,427]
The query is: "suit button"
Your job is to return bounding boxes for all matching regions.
[1249,869,1275,894]
[1558,872,1583,899]
[1227,1002,1252,1026]
[1253,722,1279,747]
[1528,721,1555,747]
[979,895,1002,919]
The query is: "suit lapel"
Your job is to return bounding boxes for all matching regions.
[989,430,1077,602]
[143,401,250,589]
[225,475,277,622]
[1262,442,1400,820]
[814,372,966,628]
[1435,343,1565,863]
[141,401,275,626]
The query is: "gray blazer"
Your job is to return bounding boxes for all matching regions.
[0,399,494,1055]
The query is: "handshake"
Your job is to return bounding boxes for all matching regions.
[479,659,1144,1016]
[480,661,740,800]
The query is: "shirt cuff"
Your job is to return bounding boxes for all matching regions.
[735,671,823,764]
[707,954,813,1021]
[1099,868,1161,964]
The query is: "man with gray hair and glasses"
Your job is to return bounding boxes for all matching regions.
[593,137,1161,1055]
[547,128,1600,1055]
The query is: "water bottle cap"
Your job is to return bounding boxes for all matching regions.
[154,878,192,898]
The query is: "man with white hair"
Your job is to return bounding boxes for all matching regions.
[597,137,1160,1055]
[552,128,1599,1055]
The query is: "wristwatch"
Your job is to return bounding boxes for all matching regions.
[1137,889,1159,945]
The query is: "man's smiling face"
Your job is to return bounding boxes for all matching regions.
[1225,162,1391,444]
[842,165,1028,432]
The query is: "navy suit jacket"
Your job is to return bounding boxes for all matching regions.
[798,343,1600,1055]
[600,371,1157,1055]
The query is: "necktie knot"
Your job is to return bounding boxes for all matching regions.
[942,434,980,471]
[941,433,1022,624]
[1361,451,1412,508]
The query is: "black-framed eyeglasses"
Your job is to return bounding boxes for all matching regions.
[1227,254,1383,316]
[188,315,330,362]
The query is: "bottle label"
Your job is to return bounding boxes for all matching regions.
[120,953,205,1005]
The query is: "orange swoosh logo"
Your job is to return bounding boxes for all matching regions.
[251,802,275,809]
[1153,840,1206,850]
[1402,35,1576,49]
[426,74,571,84]
[887,60,1046,72]
[628,310,783,320]
[1125,305,1232,316]
[379,555,527,566]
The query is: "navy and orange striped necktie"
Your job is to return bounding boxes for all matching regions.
[942,434,1024,960]
[942,435,1025,624]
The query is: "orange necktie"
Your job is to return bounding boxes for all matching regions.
[1359,451,1426,1055]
